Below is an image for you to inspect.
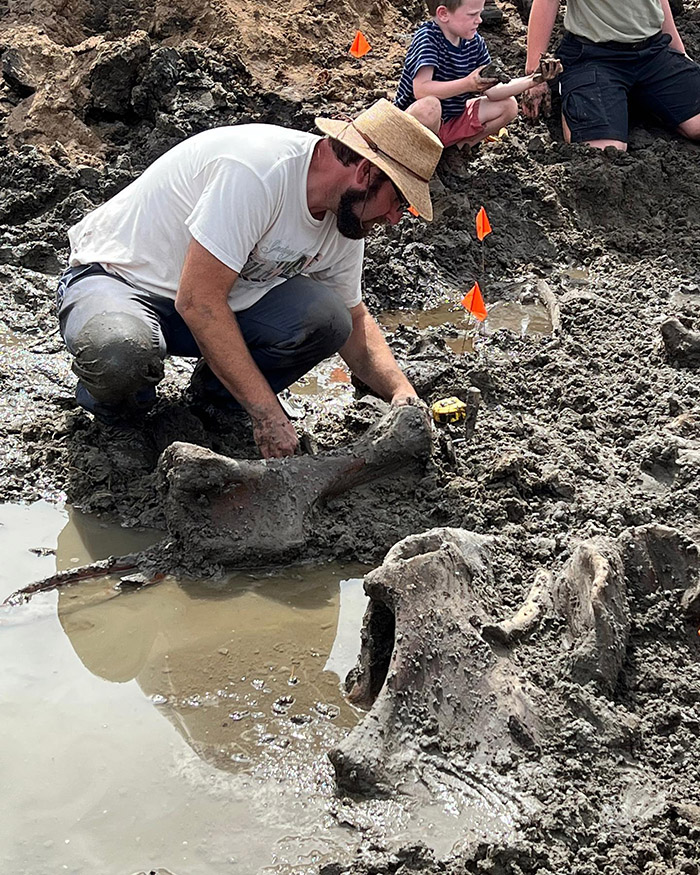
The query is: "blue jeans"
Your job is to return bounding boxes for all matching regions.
[56,264,353,423]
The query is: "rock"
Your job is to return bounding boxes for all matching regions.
[661,317,700,367]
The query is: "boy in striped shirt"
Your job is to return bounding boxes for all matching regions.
[396,0,560,149]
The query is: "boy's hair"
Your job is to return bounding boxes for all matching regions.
[427,0,464,14]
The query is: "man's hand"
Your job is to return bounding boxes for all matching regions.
[522,81,551,118]
[465,65,500,93]
[251,410,299,459]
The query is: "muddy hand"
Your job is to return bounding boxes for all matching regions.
[469,65,499,92]
[522,81,551,119]
[252,413,299,458]
[532,56,562,84]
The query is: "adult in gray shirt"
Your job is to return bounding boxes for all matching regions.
[522,0,700,150]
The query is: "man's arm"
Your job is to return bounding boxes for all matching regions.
[339,302,417,403]
[523,0,561,118]
[175,238,298,458]
[660,0,686,52]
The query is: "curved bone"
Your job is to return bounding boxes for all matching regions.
[329,528,543,795]
[553,538,629,690]
[661,317,700,367]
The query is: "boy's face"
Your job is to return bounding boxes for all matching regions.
[438,0,484,40]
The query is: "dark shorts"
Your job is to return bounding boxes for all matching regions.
[557,31,700,143]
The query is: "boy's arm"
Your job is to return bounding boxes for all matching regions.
[484,59,562,100]
[523,0,560,118]
[413,64,498,101]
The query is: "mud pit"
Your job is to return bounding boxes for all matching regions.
[2,0,700,873]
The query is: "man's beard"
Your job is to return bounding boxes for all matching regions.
[336,176,386,240]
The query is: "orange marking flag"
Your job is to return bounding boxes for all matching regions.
[476,206,492,241]
[461,282,488,322]
[350,30,371,58]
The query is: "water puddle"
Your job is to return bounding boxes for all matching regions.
[290,295,553,406]
[378,299,552,354]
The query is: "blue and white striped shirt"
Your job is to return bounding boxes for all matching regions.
[395,20,491,121]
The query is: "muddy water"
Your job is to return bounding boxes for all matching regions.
[1,502,516,874]
[0,501,369,874]
[379,298,552,355]
[290,299,553,403]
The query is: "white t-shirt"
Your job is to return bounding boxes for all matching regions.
[68,126,364,312]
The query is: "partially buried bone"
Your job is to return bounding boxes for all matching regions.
[2,404,432,603]
[330,531,639,795]
[329,528,545,795]
[160,402,432,567]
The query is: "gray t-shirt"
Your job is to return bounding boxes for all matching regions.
[564,0,664,43]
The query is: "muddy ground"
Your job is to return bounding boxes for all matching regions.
[1,0,700,872]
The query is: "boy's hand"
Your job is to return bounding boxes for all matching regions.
[465,65,500,93]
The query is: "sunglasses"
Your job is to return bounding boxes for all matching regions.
[389,178,410,212]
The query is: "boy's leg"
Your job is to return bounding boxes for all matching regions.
[405,96,442,136]
[189,274,353,407]
[439,97,517,149]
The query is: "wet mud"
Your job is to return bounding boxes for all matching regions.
[2,1,700,873]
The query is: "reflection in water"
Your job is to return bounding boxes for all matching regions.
[57,567,367,772]
[379,299,553,355]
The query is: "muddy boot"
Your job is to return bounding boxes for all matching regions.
[480,0,504,26]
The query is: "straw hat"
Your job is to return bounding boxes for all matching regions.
[315,99,443,221]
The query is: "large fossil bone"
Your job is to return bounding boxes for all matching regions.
[329,528,544,794]
[329,530,651,796]
[3,404,432,604]
[160,402,432,567]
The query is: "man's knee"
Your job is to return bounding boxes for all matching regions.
[71,312,164,403]
[295,291,353,359]
[406,97,442,135]
[679,112,700,140]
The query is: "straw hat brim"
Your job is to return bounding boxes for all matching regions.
[315,117,434,222]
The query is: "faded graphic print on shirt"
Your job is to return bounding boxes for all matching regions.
[240,242,321,283]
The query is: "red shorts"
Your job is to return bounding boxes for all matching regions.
[439,98,485,147]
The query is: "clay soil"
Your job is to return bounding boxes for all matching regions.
[1,1,700,873]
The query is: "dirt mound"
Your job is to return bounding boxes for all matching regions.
[1,1,700,873]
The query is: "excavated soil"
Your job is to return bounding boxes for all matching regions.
[1,1,700,873]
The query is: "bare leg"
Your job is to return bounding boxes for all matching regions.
[405,96,442,136]
[678,111,700,140]
[562,113,627,151]
[456,96,518,148]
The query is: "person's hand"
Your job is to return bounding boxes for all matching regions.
[532,57,563,83]
[465,65,499,93]
[251,411,299,458]
[522,81,551,119]
[390,389,420,406]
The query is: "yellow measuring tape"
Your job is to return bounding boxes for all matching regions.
[431,397,467,424]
